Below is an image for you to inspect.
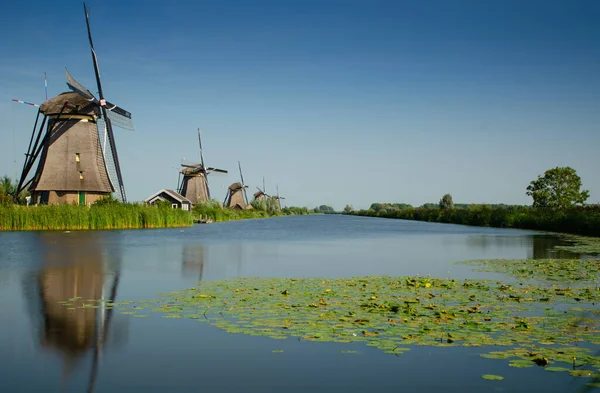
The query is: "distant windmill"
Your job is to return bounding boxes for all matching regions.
[177,128,227,204]
[273,184,286,209]
[253,176,268,201]
[224,161,250,209]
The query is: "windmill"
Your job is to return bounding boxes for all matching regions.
[273,184,286,209]
[14,2,134,205]
[177,128,227,204]
[253,176,268,201]
[223,161,250,209]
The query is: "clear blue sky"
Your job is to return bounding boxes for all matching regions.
[1,0,598,210]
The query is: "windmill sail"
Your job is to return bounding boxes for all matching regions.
[79,3,131,202]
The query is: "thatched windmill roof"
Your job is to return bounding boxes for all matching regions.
[40,92,97,115]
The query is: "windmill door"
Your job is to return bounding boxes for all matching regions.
[78,192,86,206]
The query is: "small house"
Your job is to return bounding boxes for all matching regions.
[145,189,192,211]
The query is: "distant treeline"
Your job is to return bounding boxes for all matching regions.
[348,204,600,237]
[368,202,529,212]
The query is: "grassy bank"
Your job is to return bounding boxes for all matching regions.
[0,199,318,231]
[0,204,193,231]
[192,201,315,223]
[348,205,600,237]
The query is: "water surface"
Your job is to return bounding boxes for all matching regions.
[0,215,593,392]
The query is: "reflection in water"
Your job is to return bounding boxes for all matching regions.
[24,232,125,393]
[464,234,580,259]
[181,243,244,282]
[181,245,205,281]
[530,235,580,260]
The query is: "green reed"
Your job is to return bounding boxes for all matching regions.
[0,204,193,231]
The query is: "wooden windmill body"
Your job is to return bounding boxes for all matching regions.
[224,161,250,209]
[26,92,114,205]
[178,128,227,205]
[15,3,133,205]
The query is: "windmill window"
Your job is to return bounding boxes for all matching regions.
[79,171,84,180]
[75,153,80,162]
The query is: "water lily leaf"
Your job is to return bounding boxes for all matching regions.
[509,359,534,368]
[481,374,504,381]
[569,369,596,377]
[544,367,571,372]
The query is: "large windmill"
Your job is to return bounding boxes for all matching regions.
[14,3,133,205]
[224,161,250,209]
[177,128,227,204]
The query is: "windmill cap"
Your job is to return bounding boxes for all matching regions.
[41,92,97,115]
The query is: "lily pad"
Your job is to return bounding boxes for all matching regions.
[481,374,504,381]
[545,367,571,372]
[509,359,534,368]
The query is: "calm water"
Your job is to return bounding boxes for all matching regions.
[0,215,593,392]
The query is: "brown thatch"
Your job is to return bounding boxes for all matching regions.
[180,173,209,204]
[40,92,97,115]
[253,190,266,201]
[30,92,113,202]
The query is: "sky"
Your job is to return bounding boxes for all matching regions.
[0,0,598,210]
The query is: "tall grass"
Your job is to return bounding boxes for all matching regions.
[349,205,600,237]
[0,204,193,231]
[193,200,270,222]
[192,200,316,222]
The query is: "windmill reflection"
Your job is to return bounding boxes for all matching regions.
[181,243,244,282]
[181,245,205,281]
[31,231,124,393]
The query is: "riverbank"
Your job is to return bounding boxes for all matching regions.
[0,203,317,231]
[0,204,193,231]
[346,205,600,237]
[192,202,315,223]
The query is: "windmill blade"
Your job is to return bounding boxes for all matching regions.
[106,110,134,131]
[237,161,249,205]
[65,68,96,101]
[198,128,205,169]
[82,2,128,202]
[206,167,228,174]
[12,99,40,108]
[104,102,131,119]
[238,161,245,185]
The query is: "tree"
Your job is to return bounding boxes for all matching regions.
[317,205,335,214]
[439,193,454,209]
[526,166,589,209]
[0,176,28,205]
[343,204,353,214]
